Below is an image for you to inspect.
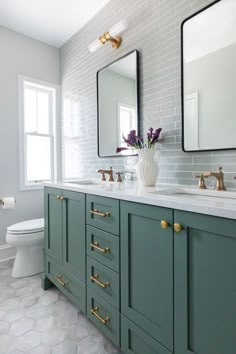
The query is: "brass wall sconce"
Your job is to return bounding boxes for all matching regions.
[89,20,127,53]
[99,32,121,49]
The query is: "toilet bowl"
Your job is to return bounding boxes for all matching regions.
[6,218,44,278]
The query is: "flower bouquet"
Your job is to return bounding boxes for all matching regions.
[116,127,162,186]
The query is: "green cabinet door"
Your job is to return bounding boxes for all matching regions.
[62,190,85,283]
[120,201,173,351]
[45,187,63,264]
[174,210,236,354]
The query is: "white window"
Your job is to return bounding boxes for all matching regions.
[117,103,137,147]
[19,76,59,190]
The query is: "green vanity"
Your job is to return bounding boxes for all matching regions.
[42,184,236,354]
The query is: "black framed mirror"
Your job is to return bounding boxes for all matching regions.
[181,0,236,152]
[97,50,139,157]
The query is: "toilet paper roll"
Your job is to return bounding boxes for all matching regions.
[2,197,16,210]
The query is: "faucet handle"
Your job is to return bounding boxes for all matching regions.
[196,174,207,189]
[116,172,123,182]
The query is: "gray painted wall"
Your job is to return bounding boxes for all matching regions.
[0,26,60,247]
[60,0,236,189]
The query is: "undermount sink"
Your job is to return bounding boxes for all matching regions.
[150,188,236,201]
[65,180,99,185]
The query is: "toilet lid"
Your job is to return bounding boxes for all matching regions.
[7,218,44,234]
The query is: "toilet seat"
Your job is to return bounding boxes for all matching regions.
[7,218,44,235]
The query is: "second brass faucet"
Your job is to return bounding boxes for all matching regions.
[98,167,114,182]
[203,166,226,191]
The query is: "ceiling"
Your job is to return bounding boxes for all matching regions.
[0,0,111,48]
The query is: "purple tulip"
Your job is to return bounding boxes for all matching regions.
[151,128,162,144]
[147,127,153,140]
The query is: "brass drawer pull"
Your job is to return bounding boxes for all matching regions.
[55,275,68,287]
[91,306,110,325]
[161,220,169,229]
[90,242,110,254]
[174,223,183,233]
[91,274,110,289]
[90,209,110,217]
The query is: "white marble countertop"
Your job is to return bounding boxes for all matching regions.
[44,180,236,220]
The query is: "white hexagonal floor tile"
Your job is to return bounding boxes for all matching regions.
[33,315,55,332]
[9,317,34,336]
[38,291,58,306]
[26,304,47,319]
[52,339,79,354]
[21,294,38,308]
[15,330,41,351]
[0,298,22,312]
[29,344,52,354]
[77,336,104,354]
[41,327,66,346]
[15,286,33,298]
[67,323,89,343]
[0,321,10,335]
[2,308,25,323]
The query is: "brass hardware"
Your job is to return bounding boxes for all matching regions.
[99,32,122,49]
[90,274,110,289]
[100,173,106,182]
[90,209,110,217]
[90,242,110,253]
[55,276,68,287]
[161,220,169,229]
[196,174,208,189]
[116,172,122,182]
[174,223,183,233]
[60,196,65,201]
[90,307,110,325]
[56,195,61,200]
[203,166,226,191]
[98,167,114,182]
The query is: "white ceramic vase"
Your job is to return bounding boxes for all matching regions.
[135,148,158,186]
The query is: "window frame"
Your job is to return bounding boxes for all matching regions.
[18,75,60,190]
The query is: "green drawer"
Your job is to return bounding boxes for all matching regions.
[86,194,119,235]
[87,288,120,347]
[121,316,171,354]
[87,225,120,272]
[87,256,120,310]
[46,256,86,313]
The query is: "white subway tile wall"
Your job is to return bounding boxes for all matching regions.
[60,0,236,189]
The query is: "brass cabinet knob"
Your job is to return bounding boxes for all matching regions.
[56,195,61,200]
[60,196,65,201]
[174,223,183,233]
[161,220,169,229]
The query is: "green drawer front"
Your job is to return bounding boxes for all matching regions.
[86,195,119,235]
[87,288,120,347]
[87,226,120,272]
[87,256,120,310]
[121,316,171,354]
[46,256,86,313]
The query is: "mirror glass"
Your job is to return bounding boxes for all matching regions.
[97,50,139,157]
[182,0,236,152]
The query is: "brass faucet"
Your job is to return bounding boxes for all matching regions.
[195,174,208,189]
[203,167,226,191]
[98,167,114,182]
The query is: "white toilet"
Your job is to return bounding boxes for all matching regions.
[6,218,44,278]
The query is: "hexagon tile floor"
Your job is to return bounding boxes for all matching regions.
[0,259,121,354]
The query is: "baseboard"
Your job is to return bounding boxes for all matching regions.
[0,244,16,262]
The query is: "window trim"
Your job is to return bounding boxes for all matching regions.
[18,75,60,191]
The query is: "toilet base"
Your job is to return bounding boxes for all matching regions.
[12,245,44,278]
